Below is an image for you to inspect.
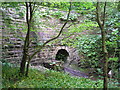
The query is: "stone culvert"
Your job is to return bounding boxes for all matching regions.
[1,5,80,67]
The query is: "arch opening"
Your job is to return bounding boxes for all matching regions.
[55,49,69,62]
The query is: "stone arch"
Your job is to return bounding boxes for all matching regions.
[55,49,69,62]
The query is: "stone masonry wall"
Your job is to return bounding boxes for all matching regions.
[31,45,80,66]
[1,5,80,66]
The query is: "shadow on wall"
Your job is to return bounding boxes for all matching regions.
[55,49,69,63]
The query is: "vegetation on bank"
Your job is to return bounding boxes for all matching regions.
[1,2,120,89]
[2,63,119,88]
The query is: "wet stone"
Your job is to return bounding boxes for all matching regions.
[4,45,9,48]
[8,52,14,55]
[17,38,22,41]
[9,45,14,48]
[13,55,18,57]
[10,32,16,34]
[13,15,20,19]
[14,42,21,45]
[15,45,21,48]
[5,56,11,58]
[10,38,17,41]
[14,51,22,54]
[32,42,37,44]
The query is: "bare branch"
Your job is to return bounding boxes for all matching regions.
[30,2,72,60]
[96,2,103,30]
[29,2,33,22]
[43,3,72,46]
[102,2,107,28]
[26,2,29,26]
[31,2,36,13]
[55,32,76,44]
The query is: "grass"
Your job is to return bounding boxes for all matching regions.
[2,63,119,88]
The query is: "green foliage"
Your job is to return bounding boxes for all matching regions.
[2,63,20,88]
[1,2,22,8]
[77,35,101,53]
[40,2,95,15]
[51,11,63,18]
[60,13,78,21]
[39,11,52,18]
[77,33,118,66]
[72,2,95,14]
[109,57,118,62]
[60,21,98,47]
[40,2,70,11]
[1,2,120,88]
[2,64,105,88]
[3,65,97,88]
[77,35,102,68]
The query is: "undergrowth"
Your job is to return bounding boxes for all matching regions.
[2,63,119,88]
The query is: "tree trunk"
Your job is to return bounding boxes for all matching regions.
[102,28,108,90]
[20,2,72,76]
[20,2,31,76]
[24,2,35,76]
[25,56,30,76]
[117,27,120,83]
[96,2,108,90]
[117,1,120,84]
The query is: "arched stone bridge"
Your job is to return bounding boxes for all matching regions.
[1,5,80,67]
[31,45,80,67]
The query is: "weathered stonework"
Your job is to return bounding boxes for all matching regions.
[31,45,80,66]
[1,5,80,67]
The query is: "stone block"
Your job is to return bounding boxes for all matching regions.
[10,38,17,41]
[9,45,14,48]
[31,41,37,44]
[13,54,19,57]
[17,38,22,41]
[15,45,21,48]
[14,42,21,45]
[3,45,9,48]
[8,52,14,55]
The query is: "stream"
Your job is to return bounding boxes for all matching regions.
[64,67,89,78]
